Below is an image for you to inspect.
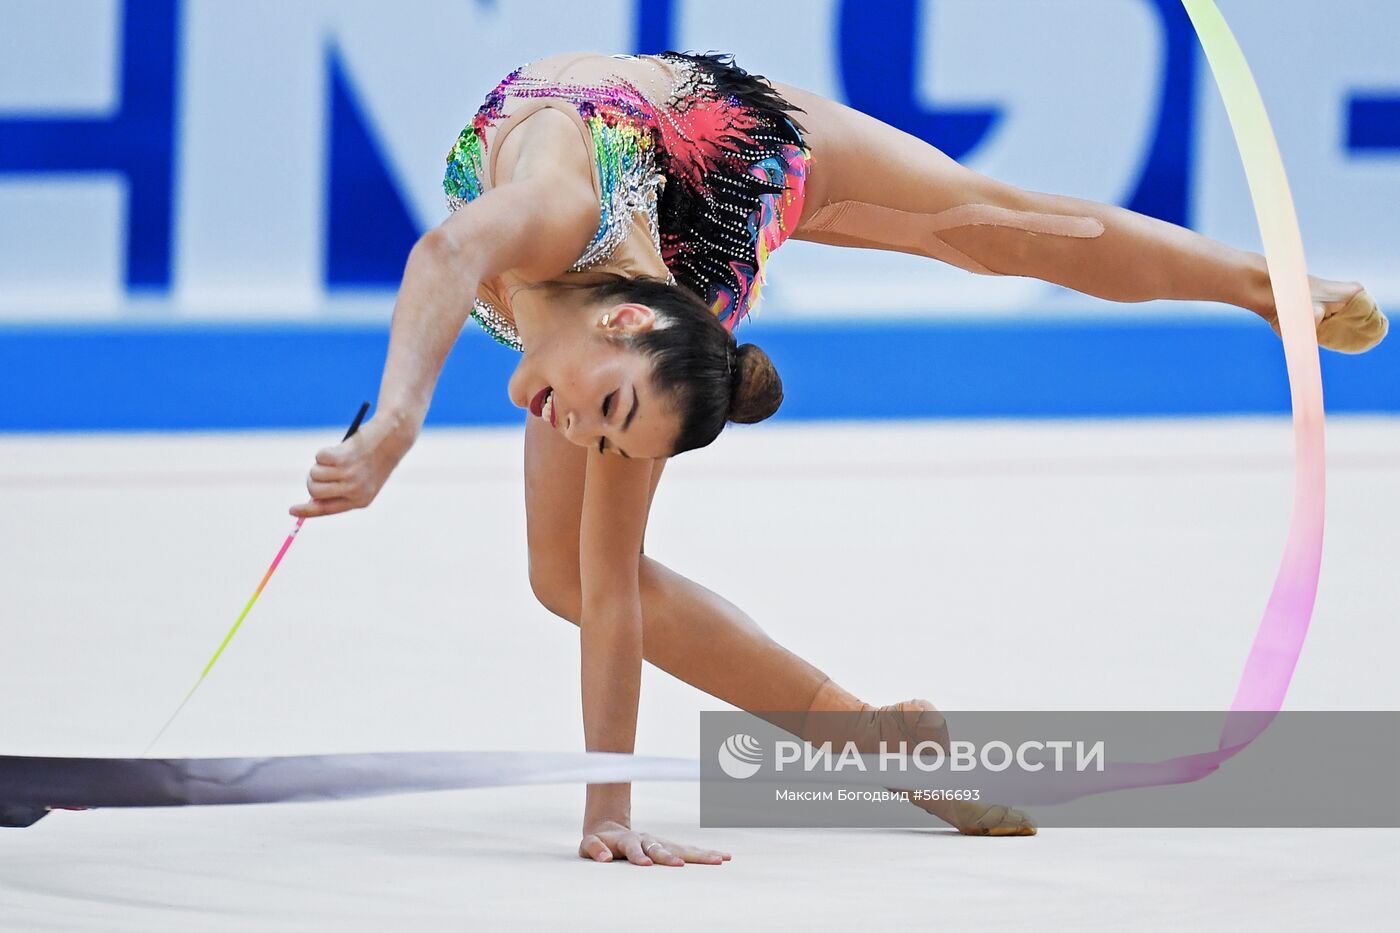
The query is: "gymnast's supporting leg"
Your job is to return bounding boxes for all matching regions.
[525,418,1033,835]
[773,81,1387,352]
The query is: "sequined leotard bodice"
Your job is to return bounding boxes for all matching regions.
[442,51,811,351]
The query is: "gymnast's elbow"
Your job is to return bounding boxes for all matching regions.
[411,226,467,275]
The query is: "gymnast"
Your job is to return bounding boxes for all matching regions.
[289,50,1387,866]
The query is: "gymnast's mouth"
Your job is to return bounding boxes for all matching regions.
[529,386,557,427]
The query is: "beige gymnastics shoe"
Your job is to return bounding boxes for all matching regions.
[1266,281,1388,353]
[799,680,1036,836]
[879,699,1038,836]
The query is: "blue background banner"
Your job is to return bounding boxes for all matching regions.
[1,0,1396,428]
[5,318,1396,432]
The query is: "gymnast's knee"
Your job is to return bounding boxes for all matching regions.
[527,556,582,625]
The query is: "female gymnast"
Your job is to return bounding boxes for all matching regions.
[289,51,1387,866]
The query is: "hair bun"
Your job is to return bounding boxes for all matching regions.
[727,342,783,424]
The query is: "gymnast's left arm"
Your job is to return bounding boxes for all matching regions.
[573,448,714,866]
[575,448,650,840]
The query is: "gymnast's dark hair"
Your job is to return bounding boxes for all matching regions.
[542,274,783,455]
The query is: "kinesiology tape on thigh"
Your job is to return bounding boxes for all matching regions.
[799,201,1105,275]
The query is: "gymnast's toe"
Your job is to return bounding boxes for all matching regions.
[956,802,1038,837]
[1317,289,1388,353]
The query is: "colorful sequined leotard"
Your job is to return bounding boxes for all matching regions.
[442,51,811,351]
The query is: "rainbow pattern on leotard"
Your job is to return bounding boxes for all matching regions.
[442,52,811,350]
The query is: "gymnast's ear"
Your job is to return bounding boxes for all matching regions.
[596,302,658,335]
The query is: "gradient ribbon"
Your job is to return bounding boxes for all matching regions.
[913,0,1331,802]
[1114,0,1325,766]
[964,0,1330,800]
[0,0,1334,824]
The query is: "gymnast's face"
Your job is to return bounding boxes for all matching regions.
[507,301,681,459]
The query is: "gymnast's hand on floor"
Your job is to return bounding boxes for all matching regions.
[289,414,419,518]
[578,820,731,867]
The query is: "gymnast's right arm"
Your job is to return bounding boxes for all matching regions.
[290,110,600,518]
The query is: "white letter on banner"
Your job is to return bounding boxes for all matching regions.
[1078,741,1106,772]
[774,741,802,770]
[1017,741,1045,772]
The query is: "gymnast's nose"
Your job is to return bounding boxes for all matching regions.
[563,409,603,449]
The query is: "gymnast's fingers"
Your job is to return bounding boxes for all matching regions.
[664,841,731,864]
[637,836,683,867]
[620,834,653,866]
[305,482,353,503]
[578,834,613,862]
[288,496,354,519]
[314,442,350,467]
[305,473,353,501]
[308,463,343,482]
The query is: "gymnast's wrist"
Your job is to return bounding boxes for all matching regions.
[371,401,426,440]
[582,815,630,837]
[584,786,632,828]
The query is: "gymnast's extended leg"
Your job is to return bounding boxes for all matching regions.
[772,81,1387,352]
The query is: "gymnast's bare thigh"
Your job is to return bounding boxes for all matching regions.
[767,80,1103,272]
[768,80,1021,224]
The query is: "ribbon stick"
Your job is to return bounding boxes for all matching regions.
[139,403,371,757]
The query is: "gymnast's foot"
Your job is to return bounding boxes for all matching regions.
[801,681,1036,837]
[1263,277,1388,353]
[877,700,1038,836]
